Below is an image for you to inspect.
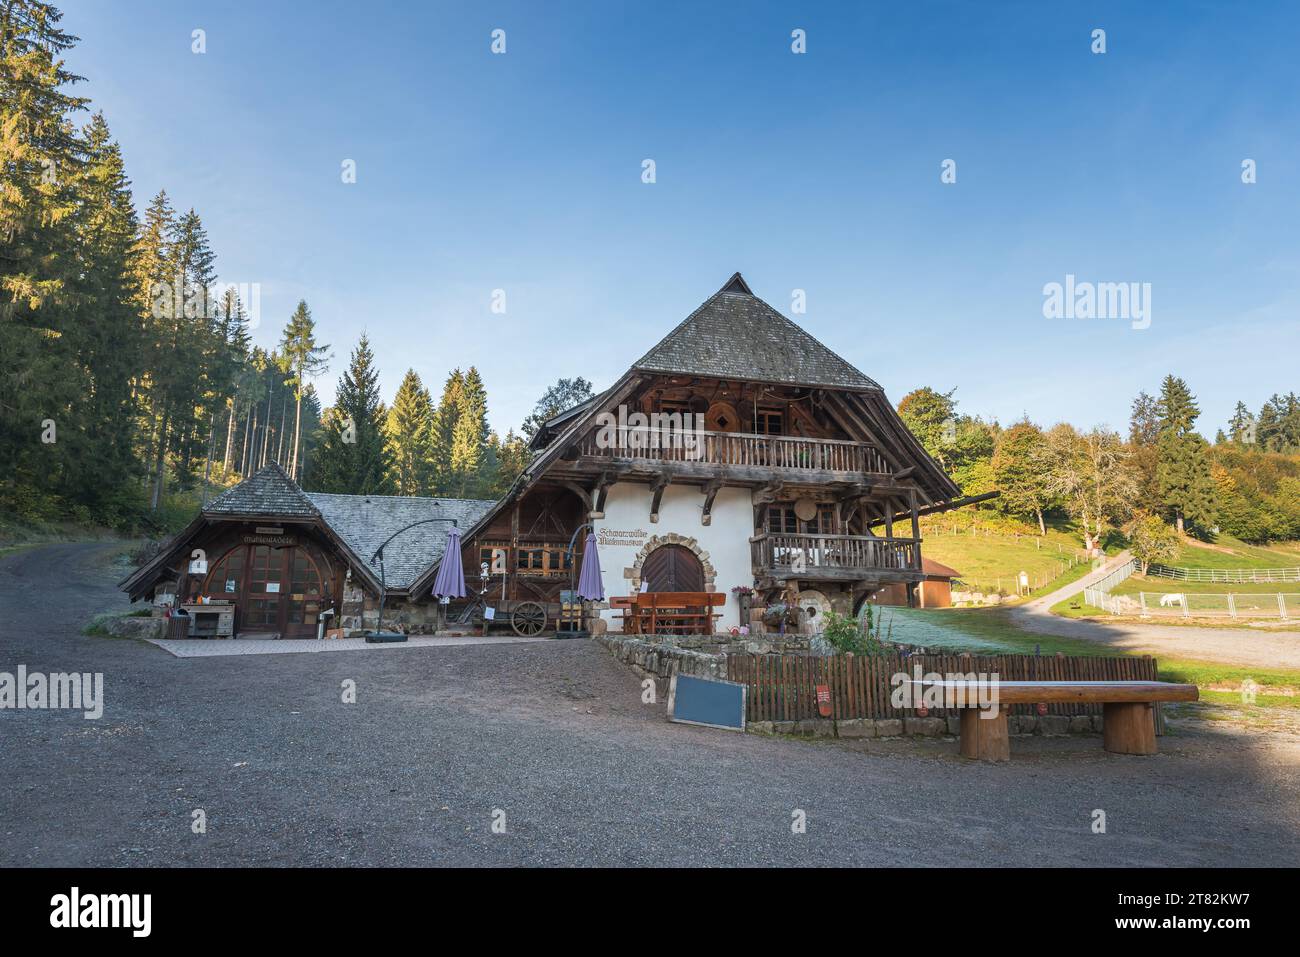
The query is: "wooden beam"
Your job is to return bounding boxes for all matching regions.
[700,479,723,527]
[869,491,1001,529]
[752,479,784,504]
[649,474,670,524]
[591,470,615,519]
[561,481,592,512]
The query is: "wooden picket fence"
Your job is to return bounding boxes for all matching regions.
[724,652,1164,731]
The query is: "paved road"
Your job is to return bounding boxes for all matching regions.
[1006,551,1300,669]
[2,543,1298,866]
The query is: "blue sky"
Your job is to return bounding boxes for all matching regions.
[62,0,1299,436]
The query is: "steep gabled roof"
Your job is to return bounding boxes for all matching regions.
[204,463,320,518]
[632,272,881,391]
[305,492,496,591]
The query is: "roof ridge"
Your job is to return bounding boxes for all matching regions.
[204,462,320,517]
[630,274,880,391]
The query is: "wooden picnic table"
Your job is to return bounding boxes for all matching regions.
[911,679,1199,762]
[617,592,726,635]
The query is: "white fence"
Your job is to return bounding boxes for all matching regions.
[1112,592,1296,620]
[1083,559,1297,619]
[1146,563,1300,584]
[1082,559,1140,613]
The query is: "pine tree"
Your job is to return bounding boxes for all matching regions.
[0,1,89,505]
[1155,375,1215,534]
[453,366,490,496]
[429,369,464,494]
[307,334,393,494]
[133,190,178,509]
[486,428,529,498]
[385,369,435,495]
[60,112,140,515]
[1227,401,1254,445]
[277,299,329,480]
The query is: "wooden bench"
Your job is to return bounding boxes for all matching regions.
[623,592,726,635]
[911,679,1199,762]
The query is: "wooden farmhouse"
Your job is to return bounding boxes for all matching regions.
[123,273,978,638]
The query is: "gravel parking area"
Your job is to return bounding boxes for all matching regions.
[2,543,1298,867]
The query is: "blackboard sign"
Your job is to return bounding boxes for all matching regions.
[668,674,746,732]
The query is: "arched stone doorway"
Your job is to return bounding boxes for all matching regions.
[641,544,706,592]
[627,533,717,593]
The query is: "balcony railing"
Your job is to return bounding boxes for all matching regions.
[576,429,891,475]
[753,533,920,575]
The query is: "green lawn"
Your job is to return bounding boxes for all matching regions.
[883,605,1300,712]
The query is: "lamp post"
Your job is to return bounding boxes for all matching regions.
[366,516,457,643]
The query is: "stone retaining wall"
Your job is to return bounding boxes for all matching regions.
[594,633,729,692]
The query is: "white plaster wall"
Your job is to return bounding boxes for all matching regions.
[592,483,754,631]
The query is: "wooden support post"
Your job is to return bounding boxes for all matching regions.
[908,488,920,568]
[592,471,614,519]
[1103,702,1158,755]
[959,707,1010,762]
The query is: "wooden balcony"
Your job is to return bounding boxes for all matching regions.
[752,533,921,581]
[573,429,891,481]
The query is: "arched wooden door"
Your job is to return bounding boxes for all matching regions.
[641,544,704,592]
[202,542,332,638]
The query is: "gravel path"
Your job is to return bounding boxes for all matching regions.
[2,542,1298,867]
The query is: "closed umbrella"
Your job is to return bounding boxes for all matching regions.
[432,527,466,599]
[576,532,604,601]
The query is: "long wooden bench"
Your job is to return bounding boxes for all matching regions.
[910,679,1199,762]
[621,592,726,635]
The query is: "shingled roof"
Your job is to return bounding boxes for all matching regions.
[305,492,496,590]
[204,463,320,518]
[195,464,495,591]
[632,273,882,391]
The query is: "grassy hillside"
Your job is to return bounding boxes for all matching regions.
[917,514,1101,596]
[1169,534,1300,569]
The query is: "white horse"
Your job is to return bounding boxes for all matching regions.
[1158,593,1185,608]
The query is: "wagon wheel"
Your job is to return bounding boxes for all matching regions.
[511,601,547,636]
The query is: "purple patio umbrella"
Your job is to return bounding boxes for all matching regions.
[576,532,604,601]
[432,526,467,599]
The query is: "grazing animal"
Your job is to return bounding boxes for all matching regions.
[1159,593,1185,607]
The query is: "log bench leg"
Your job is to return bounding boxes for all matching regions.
[1103,702,1157,755]
[959,706,1010,762]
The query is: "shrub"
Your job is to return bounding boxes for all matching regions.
[820,610,888,656]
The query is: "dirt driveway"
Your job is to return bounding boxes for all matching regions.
[1,543,1298,867]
